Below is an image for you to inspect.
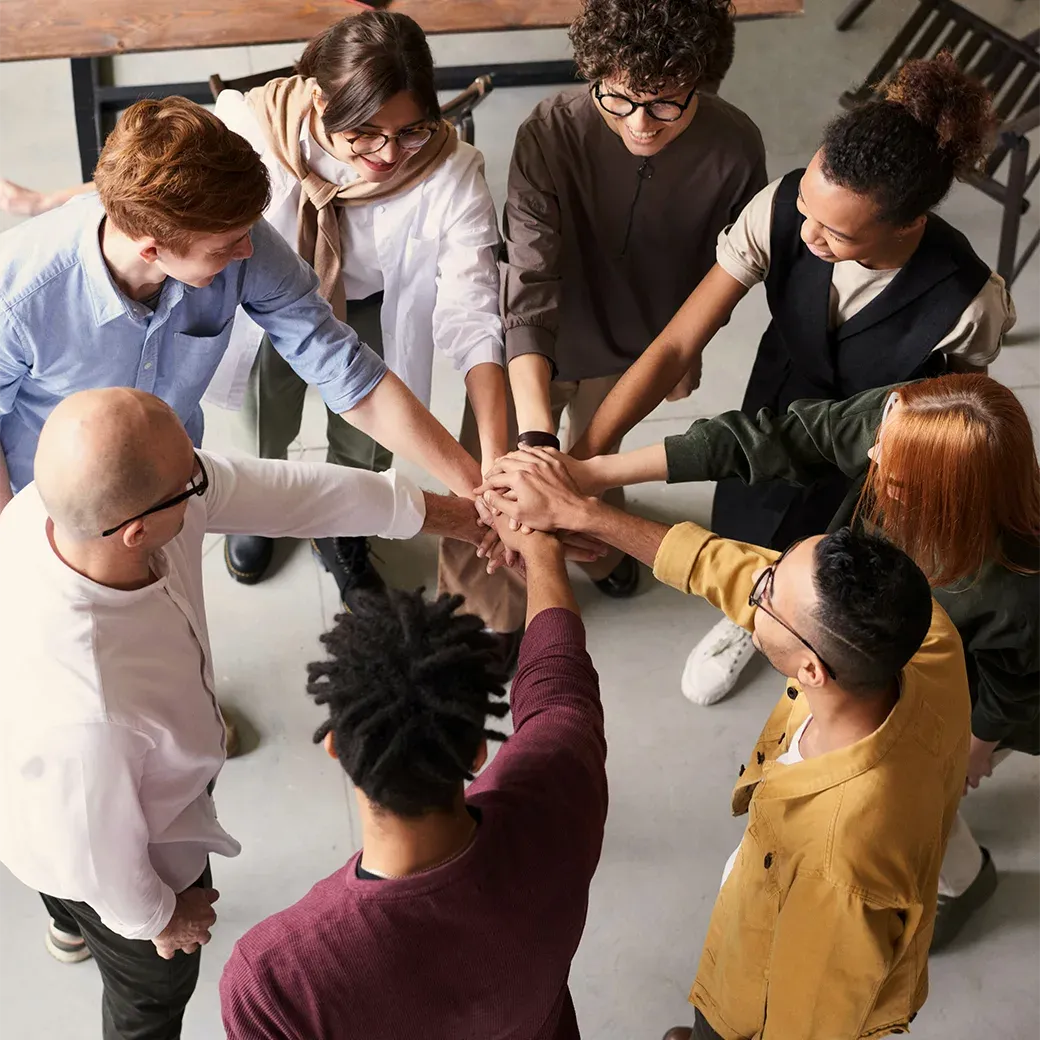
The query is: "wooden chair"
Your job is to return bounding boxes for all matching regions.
[839,0,1039,287]
[208,69,493,146]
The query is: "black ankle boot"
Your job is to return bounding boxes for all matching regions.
[312,536,386,608]
[224,535,274,585]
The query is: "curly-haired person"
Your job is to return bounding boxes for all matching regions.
[572,52,1016,708]
[498,0,766,602]
[219,522,607,1039]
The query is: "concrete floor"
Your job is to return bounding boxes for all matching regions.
[1,2,1038,1038]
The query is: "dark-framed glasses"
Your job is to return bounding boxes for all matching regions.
[102,453,208,538]
[748,538,838,680]
[593,83,697,122]
[345,125,434,156]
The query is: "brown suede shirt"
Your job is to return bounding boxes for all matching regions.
[501,87,767,382]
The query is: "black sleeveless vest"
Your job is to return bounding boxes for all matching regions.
[743,168,991,415]
[713,168,992,549]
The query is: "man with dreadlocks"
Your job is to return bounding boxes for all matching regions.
[219,518,606,1038]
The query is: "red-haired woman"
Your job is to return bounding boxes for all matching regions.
[565,373,1038,946]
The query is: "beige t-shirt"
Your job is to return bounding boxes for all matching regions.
[716,178,1015,367]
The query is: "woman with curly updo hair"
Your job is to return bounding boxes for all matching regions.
[500,0,767,601]
[574,52,1017,709]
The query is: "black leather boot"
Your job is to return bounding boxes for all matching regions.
[224,535,274,585]
[311,536,386,609]
[593,553,640,599]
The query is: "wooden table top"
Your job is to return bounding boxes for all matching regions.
[0,0,803,63]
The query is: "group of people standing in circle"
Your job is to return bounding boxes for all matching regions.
[0,1,1035,1038]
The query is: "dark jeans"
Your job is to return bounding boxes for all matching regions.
[693,1009,726,1040]
[40,862,211,1040]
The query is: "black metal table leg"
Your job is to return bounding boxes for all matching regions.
[836,0,878,31]
[70,57,103,181]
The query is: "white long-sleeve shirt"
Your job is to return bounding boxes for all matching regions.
[204,90,504,412]
[0,451,425,940]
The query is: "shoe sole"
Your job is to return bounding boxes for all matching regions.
[45,932,92,964]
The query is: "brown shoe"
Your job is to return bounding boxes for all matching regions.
[662,1030,693,1040]
[220,705,240,759]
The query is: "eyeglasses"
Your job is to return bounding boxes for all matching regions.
[344,125,434,156]
[102,453,208,538]
[593,83,697,122]
[748,538,837,680]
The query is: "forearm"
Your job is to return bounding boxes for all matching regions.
[508,352,554,435]
[584,444,668,492]
[464,362,509,467]
[522,536,578,624]
[419,492,482,546]
[343,372,481,498]
[46,181,95,209]
[571,265,748,459]
[570,498,671,570]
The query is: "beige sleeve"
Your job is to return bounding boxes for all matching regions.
[933,272,1016,367]
[715,177,782,289]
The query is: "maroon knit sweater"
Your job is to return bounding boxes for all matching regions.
[219,607,606,1040]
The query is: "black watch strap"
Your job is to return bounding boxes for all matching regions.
[517,430,561,450]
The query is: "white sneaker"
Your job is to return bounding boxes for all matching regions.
[681,616,756,706]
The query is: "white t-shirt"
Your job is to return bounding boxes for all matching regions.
[716,178,1015,368]
[720,715,813,889]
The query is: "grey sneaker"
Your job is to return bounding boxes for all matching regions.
[45,920,91,964]
[931,846,997,951]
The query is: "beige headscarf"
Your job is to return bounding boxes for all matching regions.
[247,75,457,320]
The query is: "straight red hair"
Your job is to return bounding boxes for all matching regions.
[856,374,1040,586]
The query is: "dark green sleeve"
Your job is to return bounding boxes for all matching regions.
[664,385,897,487]
[970,653,1040,751]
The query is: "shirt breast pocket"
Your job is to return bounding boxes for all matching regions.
[173,316,235,357]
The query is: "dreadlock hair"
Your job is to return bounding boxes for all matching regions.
[307,589,510,818]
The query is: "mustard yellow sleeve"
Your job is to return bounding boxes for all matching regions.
[763,876,914,1039]
[652,521,780,633]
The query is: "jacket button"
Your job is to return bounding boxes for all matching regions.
[786,686,798,700]
[756,751,765,764]
[764,853,773,869]
[738,764,745,777]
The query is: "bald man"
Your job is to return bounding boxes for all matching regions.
[0,388,488,1040]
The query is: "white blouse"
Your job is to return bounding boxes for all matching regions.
[205,90,505,412]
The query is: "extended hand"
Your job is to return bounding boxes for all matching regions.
[152,887,219,960]
[664,352,703,402]
[475,447,590,534]
[965,735,999,793]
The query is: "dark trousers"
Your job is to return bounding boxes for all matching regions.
[693,1009,726,1040]
[40,863,211,1040]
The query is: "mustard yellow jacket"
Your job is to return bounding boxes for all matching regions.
[654,523,971,1040]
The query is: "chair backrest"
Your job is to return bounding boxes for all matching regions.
[209,70,494,145]
[841,0,1038,134]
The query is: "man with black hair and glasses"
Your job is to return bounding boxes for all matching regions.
[497,0,765,603]
[0,386,512,1040]
[476,448,972,1040]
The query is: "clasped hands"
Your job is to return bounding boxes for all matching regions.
[471,447,602,572]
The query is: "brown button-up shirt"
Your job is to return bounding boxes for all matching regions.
[501,88,767,383]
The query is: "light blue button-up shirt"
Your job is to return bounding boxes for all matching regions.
[0,194,387,492]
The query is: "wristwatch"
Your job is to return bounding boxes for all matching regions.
[516,431,561,450]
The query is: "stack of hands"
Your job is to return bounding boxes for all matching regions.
[467,447,607,572]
